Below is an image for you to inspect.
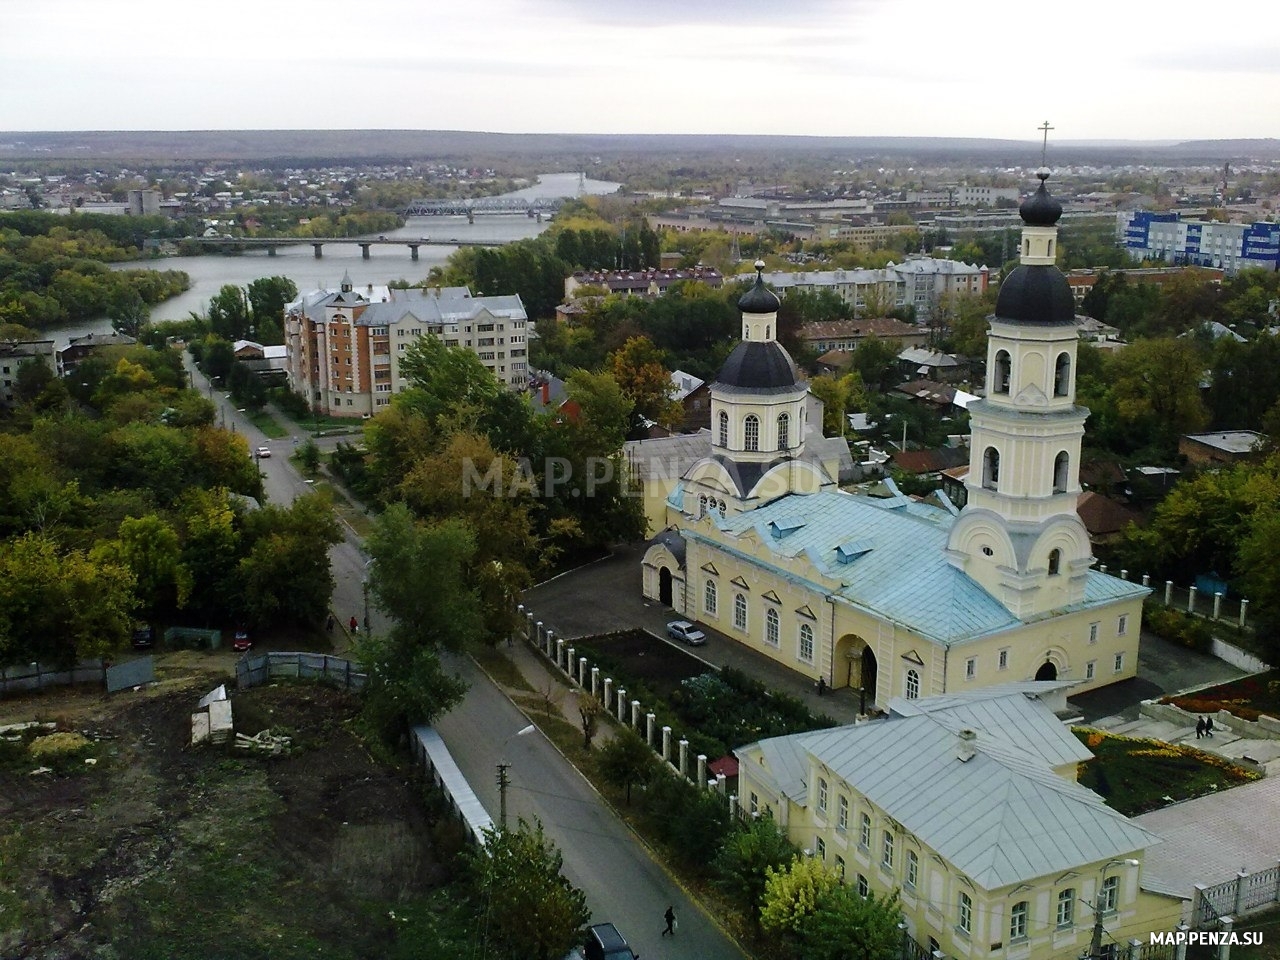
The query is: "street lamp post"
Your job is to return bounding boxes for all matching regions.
[496,723,536,830]
[1085,859,1140,960]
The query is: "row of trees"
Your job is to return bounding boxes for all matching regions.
[0,341,340,668]
[349,336,646,737]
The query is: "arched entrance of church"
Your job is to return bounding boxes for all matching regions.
[658,567,673,606]
[834,634,877,711]
[1035,660,1058,681]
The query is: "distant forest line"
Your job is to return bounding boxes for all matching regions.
[2,130,1278,164]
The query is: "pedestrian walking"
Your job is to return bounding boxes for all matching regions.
[326,615,335,634]
[817,676,826,697]
[1195,717,1205,739]
[1205,716,1215,737]
[661,906,676,936]
[349,615,359,634]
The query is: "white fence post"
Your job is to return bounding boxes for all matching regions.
[1189,585,1198,614]
[678,738,689,778]
[662,726,672,762]
[646,712,656,746]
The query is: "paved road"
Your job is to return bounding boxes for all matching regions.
[435,653,746,960]
[183,357,379,643]
[183,358,734,954]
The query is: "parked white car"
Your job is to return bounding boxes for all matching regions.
[666,620,707,646]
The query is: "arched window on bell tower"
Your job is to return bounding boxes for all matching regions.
[993,350,1011,395]
[718,410,729,448]
[1053,451,1069,494]
[983,447,1000,490]
[777,413,790,450]
[1048,548,1061,576]
[1054,352,1071,397]
[744,415,760,452]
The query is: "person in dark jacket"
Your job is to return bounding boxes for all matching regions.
[662,906,676,936]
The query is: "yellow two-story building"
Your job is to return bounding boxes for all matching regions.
[736,684,1184,960]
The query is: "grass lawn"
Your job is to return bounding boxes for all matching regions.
[1163,669,1280,721]
[1074,728,1260,816]
[245,408,288,438]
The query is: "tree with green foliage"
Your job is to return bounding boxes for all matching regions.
[796,885,903,960]
[712,814,799,913]
[0,533,136,666]
[607,335,682,433]
[91,513,192,621]
[107,285,149,338]
[468,818,590,960]
[596,728,661,803]
[244,276,297,344]
[1106,337,1208,449]
[760,854,841,939]
[359,506,479,740]
[237,494,341,628]
[850,336,903,394]
[206,284,252,341]
[808,372,867,437]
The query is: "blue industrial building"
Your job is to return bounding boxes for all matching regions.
[1118,211,1280,274]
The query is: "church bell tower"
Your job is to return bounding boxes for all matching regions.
[945,170,1093,618]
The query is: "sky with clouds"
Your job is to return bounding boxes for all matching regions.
[3,0,1277,140]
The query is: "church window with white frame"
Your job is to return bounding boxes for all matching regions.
[798,623,814,663]
[704,578,717,616]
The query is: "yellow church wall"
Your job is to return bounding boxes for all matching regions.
[677,524,1144,706]
[737,752,1185,960]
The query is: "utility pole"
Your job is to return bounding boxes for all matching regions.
[496,761,512,831]
[497,723,535,831]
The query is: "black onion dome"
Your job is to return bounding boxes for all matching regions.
[738,260,781,314]
[994,265,1076,325]
[1019,169,1063,226]
[715,340,801,390]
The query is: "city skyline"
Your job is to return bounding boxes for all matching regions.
[4,0,1279,141]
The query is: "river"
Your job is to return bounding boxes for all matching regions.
[48,172,619,349]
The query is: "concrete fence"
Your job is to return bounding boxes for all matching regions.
[514,603,737,813]
[1194,861,1280,928]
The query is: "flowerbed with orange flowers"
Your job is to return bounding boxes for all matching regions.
[1160,670,1280,724]
[1072,728,1260,816]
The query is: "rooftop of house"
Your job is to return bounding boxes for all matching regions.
[801,318,922,341]
[690,489,1148,646]
[1181,431,1267,454]
[740,684,1160,891]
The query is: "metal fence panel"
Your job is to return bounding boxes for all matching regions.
[235,652,365,693]
[106,657,155,693]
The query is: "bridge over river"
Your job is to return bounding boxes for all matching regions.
[186,235,504,260]
[402,196,566,217]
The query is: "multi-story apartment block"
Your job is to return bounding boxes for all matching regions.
[0,339,55,407]
[1118,211,1280,275]
[748,257,988,323]
[284,273,530,417]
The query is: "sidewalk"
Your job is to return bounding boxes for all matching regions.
[1090,712,1280,773]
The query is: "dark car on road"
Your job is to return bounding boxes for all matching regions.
[583,923,638,960]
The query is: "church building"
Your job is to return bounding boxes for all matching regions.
[642,172,1147,707]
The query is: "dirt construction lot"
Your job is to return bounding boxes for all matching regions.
[0,654,448,960]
